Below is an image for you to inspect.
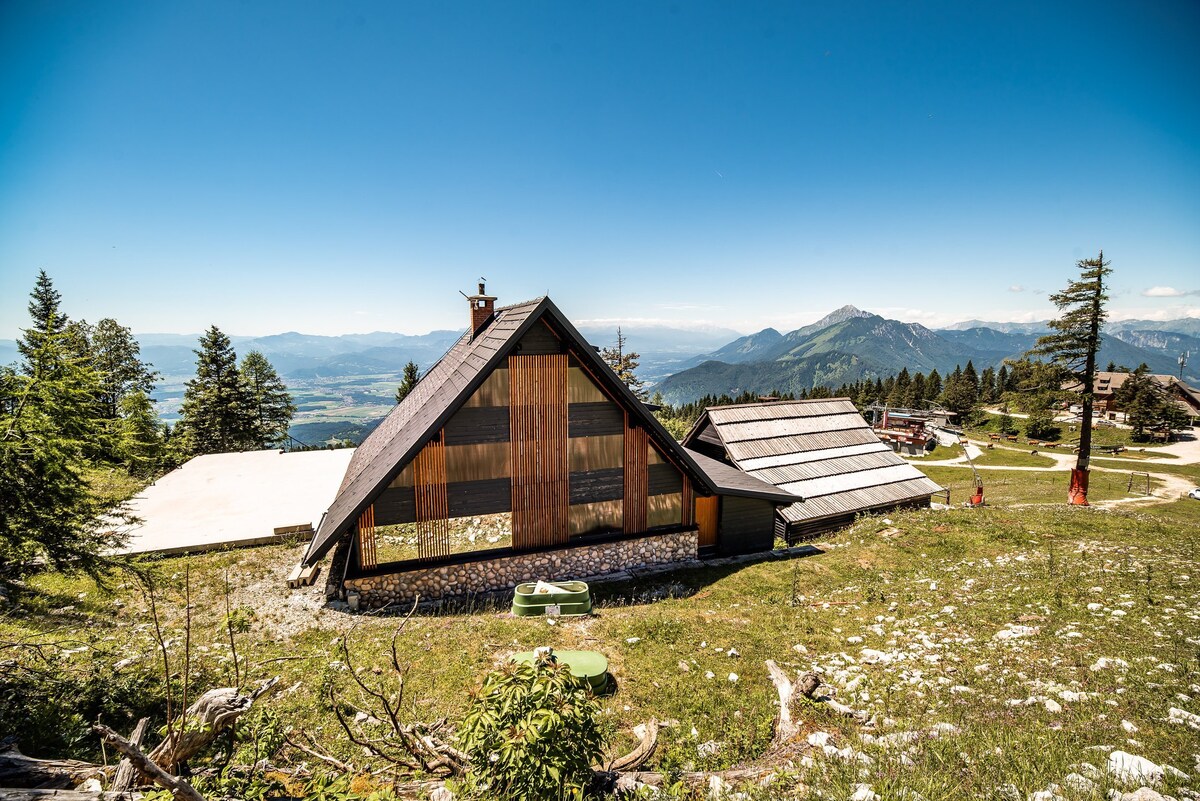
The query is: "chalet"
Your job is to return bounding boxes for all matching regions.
[682,399,945,543]
[301,286,796,607]
[1082,371,1200,423]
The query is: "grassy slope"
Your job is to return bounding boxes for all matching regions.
[3,480,1199,798]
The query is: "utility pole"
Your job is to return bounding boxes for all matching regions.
[1180,351,1189,380]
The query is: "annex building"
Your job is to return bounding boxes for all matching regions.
[682,398,945,542]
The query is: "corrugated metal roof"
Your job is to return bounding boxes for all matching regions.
[738,441,890,472]
[779,476,944,522]
[681,397,943,530]
[715,412,866,444]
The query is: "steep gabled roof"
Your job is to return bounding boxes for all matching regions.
[682,398,943,525]
[303,297,794,565]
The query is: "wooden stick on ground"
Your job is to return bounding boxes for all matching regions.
[93,723,204,801]
[111,717,149,792]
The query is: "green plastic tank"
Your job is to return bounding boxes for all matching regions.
[511,580,591,617]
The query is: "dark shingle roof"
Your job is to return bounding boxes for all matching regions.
[682,398,943,525]
[302,297,795,566]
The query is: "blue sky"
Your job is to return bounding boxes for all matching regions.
[2,1,1198,339]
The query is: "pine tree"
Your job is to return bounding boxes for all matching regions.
[18,270,69,377]
[600,327,647,401]
[240,350,296,448]
[926,369,942,401]
[1029,250,1112,504]
[177,326,256,455]
[2,276,120,588]
[395,360,421,404]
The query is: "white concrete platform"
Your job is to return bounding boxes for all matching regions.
[113,448,355,555]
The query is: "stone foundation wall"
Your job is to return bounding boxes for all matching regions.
[343,529,698,608]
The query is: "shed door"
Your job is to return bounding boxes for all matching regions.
[696,496,720,548]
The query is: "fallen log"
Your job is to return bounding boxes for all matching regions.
[0,742,106,789]
[0,791,141,800]
[93,724,204,801]
[149,676,279,771]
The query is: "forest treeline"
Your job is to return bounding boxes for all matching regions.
[1,271,296,591]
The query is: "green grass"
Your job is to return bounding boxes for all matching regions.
[4,472,1199,799]
[915,465,1161,506]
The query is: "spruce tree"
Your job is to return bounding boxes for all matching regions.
[1029,250,1112,504]
[2,275,120,588]
[600,327,647,401]
[177,326,256,455]
[240,349,296,448]
[395,360,421,404]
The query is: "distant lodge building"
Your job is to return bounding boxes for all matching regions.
[1084,372,1200,423]
[302,287,796,607]
[682,399,946,543]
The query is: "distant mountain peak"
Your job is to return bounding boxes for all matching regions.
[794,305,876,338]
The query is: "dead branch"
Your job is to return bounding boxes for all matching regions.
[282,730,354,774]
[796,670,872,725]
[0,741,106,789]
[601,719,658,772]
[765,660,800,745]
[148,676,279,772]
[93,723,204,801]
[111,718,149,792]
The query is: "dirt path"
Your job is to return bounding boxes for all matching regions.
[919,432,1197,509]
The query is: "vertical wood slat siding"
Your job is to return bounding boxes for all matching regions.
[356,505,377,570]
[509,354,569,550]
[681,477,694,527]
[623,413,649,533]
[695,495,719,548]
[414,432,451,561]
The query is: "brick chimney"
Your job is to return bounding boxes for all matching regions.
[467,281,497,338]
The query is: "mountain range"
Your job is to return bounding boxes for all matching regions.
[1,310,1194,407]
[0,323,740,381]
[653,307,1199,404]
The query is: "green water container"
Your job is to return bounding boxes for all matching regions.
[511,580,592,617]
[510,649,609,692]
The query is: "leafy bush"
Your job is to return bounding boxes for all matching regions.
[458,654,604,800]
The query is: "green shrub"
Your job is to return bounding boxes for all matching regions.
[457,654,604,800]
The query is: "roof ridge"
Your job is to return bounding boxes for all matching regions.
[705,397,854,412]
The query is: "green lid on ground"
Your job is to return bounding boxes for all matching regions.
[510,649,608,681]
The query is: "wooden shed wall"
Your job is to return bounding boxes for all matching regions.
[718,495,776,556]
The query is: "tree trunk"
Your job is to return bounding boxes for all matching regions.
[149,677,278,772]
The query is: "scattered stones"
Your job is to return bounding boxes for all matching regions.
[1107,751,1163,785]
[1166,707,1200,730]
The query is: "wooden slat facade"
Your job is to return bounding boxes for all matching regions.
[509,353,570,550]
[414,433,451,561]
[356,505,377,570]
[623,417,649,534]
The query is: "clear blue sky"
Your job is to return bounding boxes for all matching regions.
[2,1,1198,339]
